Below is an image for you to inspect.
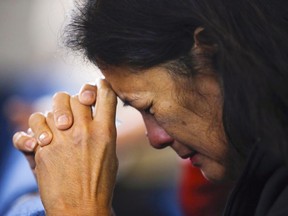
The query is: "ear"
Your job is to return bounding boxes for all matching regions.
[193,27,217,48]
[192,27,218,75]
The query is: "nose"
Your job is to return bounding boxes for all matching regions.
[142,115,174,149]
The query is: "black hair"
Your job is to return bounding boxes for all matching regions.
[66,0,288,163]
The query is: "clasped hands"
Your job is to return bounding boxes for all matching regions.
[13,80,118,216]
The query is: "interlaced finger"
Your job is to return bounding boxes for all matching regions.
[28,112,53,147]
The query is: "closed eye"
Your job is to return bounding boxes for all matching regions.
[122,99,154,115]
[122,100,131,107]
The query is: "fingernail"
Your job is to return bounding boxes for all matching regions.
[25,139,37,150]
[81,91,95,101]
[57,114,69,126]
[39,132,49,144]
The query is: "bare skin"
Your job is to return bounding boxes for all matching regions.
[13,72,231,214]
[14,80,117,216]
[13,28,239,214]
[101,66,230,182]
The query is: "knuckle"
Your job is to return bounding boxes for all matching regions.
[81,83,97,92]
[71,126,89,144]
[71,94,79,102]
[45,111,54,125]
[52,91,69,100]
[95,120,116,134]
[45,112,55,129]
[99,86,116,101]
[35,148,47,165]
[52,94,72,115]
[92,126,116,144]
[98,81,116,100]
[28,112,44,126]
[53,108,71,117]
[46,111,53,120]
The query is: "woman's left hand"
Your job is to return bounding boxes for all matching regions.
[27,79,118,216]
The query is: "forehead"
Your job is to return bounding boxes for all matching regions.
[101,66,176,100]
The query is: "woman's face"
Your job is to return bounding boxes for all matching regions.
[102,66,234,182]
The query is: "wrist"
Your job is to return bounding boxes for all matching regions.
[45,205,113,216]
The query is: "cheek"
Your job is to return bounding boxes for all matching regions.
[159,103,227,153]
[153,105,190,138]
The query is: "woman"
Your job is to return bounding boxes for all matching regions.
[13,0,288,215]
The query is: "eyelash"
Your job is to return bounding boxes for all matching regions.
[122,101,154,115]
[122,101,130,107]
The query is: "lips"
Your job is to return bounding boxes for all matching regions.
[189,152,201,167]
[180,151,197,159]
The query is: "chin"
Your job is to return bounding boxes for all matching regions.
[199,166,229,183]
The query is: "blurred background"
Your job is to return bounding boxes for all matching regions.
[0,1,183,215]
[0,1,235,215]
